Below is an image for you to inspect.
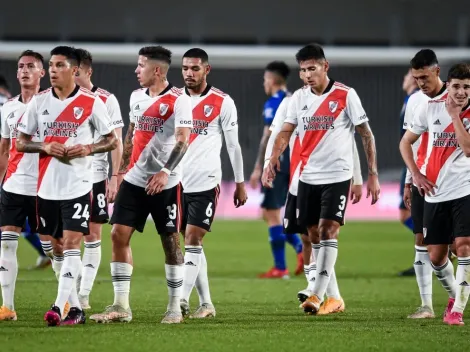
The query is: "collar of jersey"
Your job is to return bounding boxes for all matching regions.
[310,79,335,96]
[185,84,212,97]
[145,83,173,97]
[51,85,80,100]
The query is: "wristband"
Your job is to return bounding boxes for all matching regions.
[111,174,118,177]
[86,145,93,155]
[161,167,171,175]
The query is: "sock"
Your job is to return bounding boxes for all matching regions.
[326,270,341,300]
[79,241,102,297]
[0,231,19,310]
[403,217,414,232]
[308,244,320,291]
[52,254,64,281]
[40,240,53,259]
[68,256,83,310]
[431,259,456,299]
[195,249,213,305]
[111,262,133,309]
[269,225,286,270]
[165,264,183,312]
[182,246,202,301]
[54,249,81,314]
[452,257,470,314]
[312,240,338,301]
[21,231,45,256]
[303,265,310,284]
[285,233,302,254]
[414,246,433,308]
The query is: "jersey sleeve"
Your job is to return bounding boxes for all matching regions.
[284,91,299,126]
[409,101,429,136]
[17,96,38,136]
[129,94,136,124]
[107,94,124,129]
[269,98,289,132]
[174,94,193,128]
[90,97,113,136]
[345,88,369,126]
[0,105,10,139]
[220,96,239,132]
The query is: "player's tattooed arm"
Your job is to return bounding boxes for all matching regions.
[270,122,295,161]
[119,122,135,173]
[160,233,184,265]
[90,131,118,154]
[255,126,271,168]
[163,127,190,171]
[355,122,378,176]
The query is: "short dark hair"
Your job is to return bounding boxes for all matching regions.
[75,48,93,67]
[0,75,9,90]
[410,49,439,70]
[50,46,80,67]
[265,61,290,80]
[447,63,470,82]
[18,50,44,66]
[295,43,326,63]
[183,48,209,64]
[139,46,172,65]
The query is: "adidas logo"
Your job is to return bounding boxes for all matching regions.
[460,281,470,286]
[7,112,14,119]
[42,109,49,115]
[185,261,196,266]
[336,211,342,218]
[433,119,441,125]
[414,260,424,266]
[302,105,308,110]
[203,219,210,225]
[134,104,140,110]
[0,266,7,271]
[99,209,106,215]
[85,264,95,269]
[81,221,88,228]
[166,220,174,227]
[62,272,73,278]
[309,277,316,282]
[319,270,329,277]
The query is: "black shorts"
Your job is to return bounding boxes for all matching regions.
[283,192,306,235]
[91,180,109,224]
[297,179,351,228]
[37,192,92,239]
[110,180,182,235]
[399,167,407,210]
[0,188,37,231]
[181,185,220,232]
[423,195,470,245]
[411,185,424,235]
[261,172,289,210]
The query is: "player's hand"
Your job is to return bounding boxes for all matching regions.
[249,167,261,189]
[261,167,274,188]
[233,182,248,208]
[403,184,412,210]
[264,157,280,185]
[43,141,67,158]
[366,174,381,205]
[107,175,118,203]
[412,171,437,196]
[66,144,92,159]
[145,171,169,195]
[446,95,465,119]
[350,184,362,204]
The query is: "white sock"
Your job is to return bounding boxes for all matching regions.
[40,240,53,259]
[54,249,81,314]
[0,231,19,310]
[303,265,310,284]
[307,244,320,291]
[111,262,133,309]
[452,257,470,314]
[79,240,101,297]
[312,240,338,301]
[195,249,212,305]
[414,246,433,308]
[431,259,456,299]
[182,246,202,301]
[326,270,341,300]
[52,254,64,281]
[165,264,183,312]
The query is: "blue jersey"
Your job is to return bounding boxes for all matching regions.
[263,90,290,174]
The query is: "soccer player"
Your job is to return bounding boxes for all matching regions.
[178,48,247,318]
[265,43,380,315]
[0,50,45,320]
[90,46,192,324]
[250,61,303,279]
[0,75,11,105]
[16,46,118,326]
[400,63,470,325]
[74,48,124,309]
[401,50,447,319]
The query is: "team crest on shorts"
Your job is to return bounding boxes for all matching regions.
[159,103,169,116]
[204,105,214,117]
[423,227,427,238]
[73,107,84,119]
[329,101,338,113]
[284,218,289,228]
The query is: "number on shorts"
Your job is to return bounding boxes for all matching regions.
[205,202,213,217]
[72,203,90,220]
[166,204,177,220]
[97,193,106,208]
[338,195,347,211]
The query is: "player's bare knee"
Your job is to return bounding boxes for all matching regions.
[86,222,102,242]
[318,224,339,241]
[62,232,82,250]
[454,237,470,257]
[308,226,320,244]
[111,227,131,249]
[301,233,310,246]
[398,209,411,224]
[1,225,22,233]
[263,209,281,227]
[161,233,184,265]
[184,229,205,247]
[415,233,425,246]
[52,238,63,255]
[428,246,449,267]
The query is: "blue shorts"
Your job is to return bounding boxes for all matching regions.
[399,167,407,210]
[261,172,289,210]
